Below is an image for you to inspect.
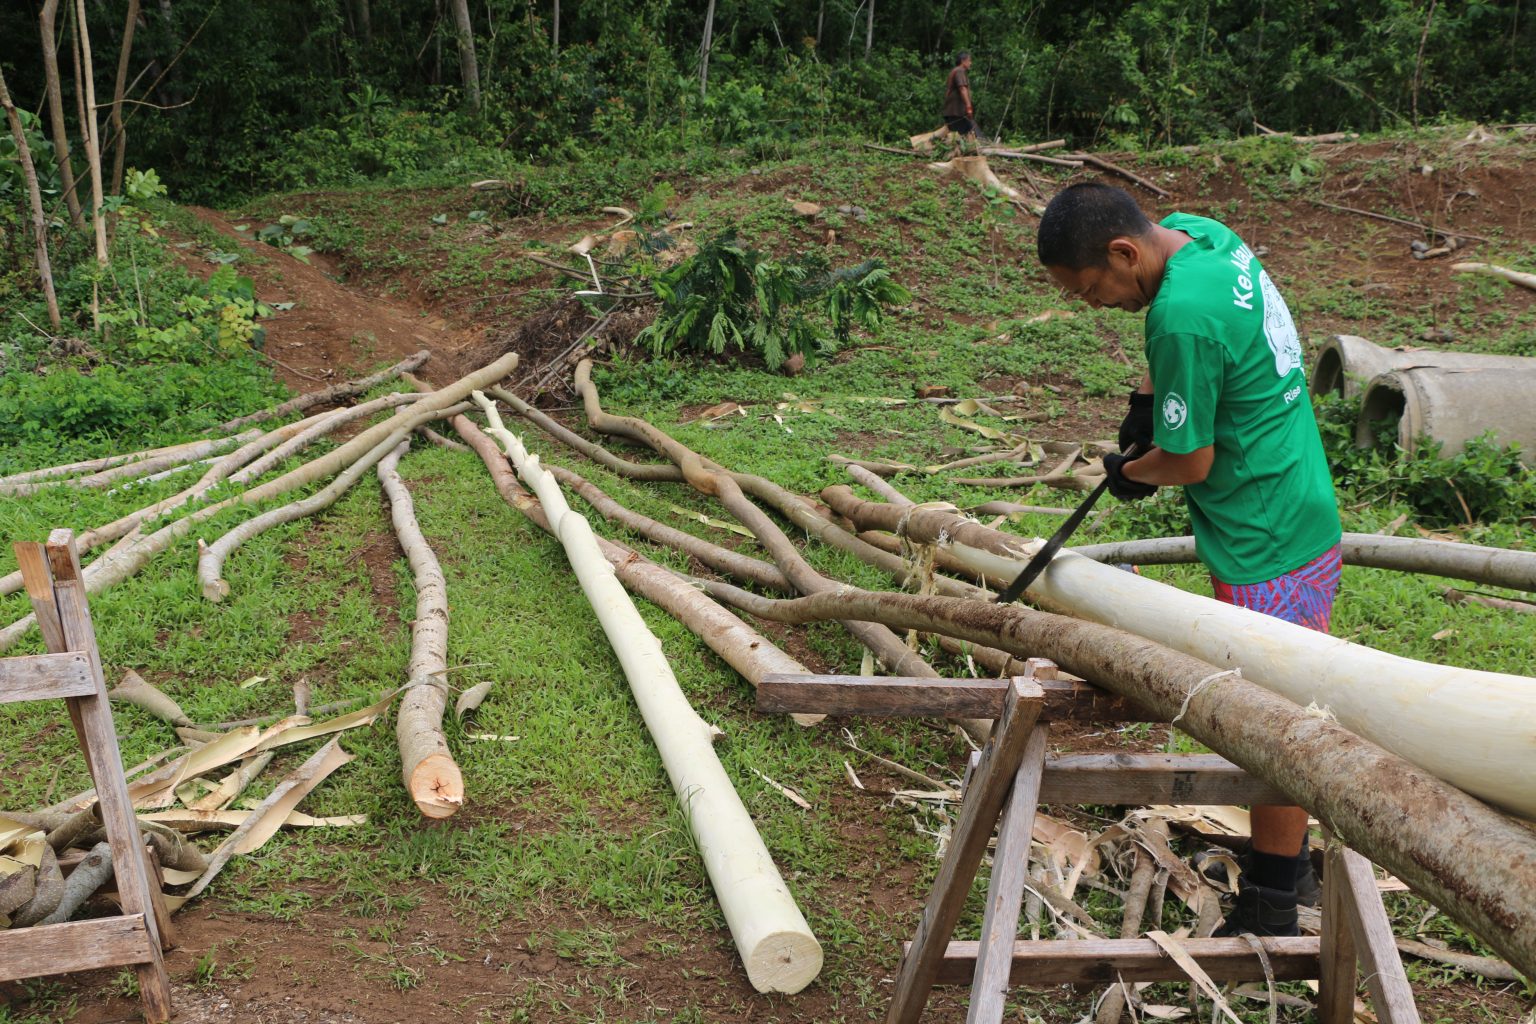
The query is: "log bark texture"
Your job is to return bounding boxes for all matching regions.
[212,350,429,434]
[377,440,463,818]
[471,392,822,993]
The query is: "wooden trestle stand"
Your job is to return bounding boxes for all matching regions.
[0,530,173,1022]
[759,661,1421,1024]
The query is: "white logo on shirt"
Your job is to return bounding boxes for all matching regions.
[1259,269,1302,376]
[1162,392,1188,430]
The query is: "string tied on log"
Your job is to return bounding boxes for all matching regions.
[1171,668,1242,724]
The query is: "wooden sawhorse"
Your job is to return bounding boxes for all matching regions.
[760,663,1420,1024]
[0,530,173,1022]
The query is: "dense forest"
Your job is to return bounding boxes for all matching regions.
[3,0,1533,204]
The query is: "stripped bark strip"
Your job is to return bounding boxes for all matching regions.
[470,392,822,993]
[211,350,430,433]
[377,440,463,818]
[1095,819,1166,1024]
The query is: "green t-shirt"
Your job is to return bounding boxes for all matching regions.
[1144,213,1341,584]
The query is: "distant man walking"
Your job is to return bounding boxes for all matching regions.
[942,51,976,150]
[1036,182,1343,938]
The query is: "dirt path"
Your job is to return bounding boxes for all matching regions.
[182,207,482,389]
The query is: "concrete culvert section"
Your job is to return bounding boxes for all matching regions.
[1311,334,1536,397]
[1355,366,1536,464]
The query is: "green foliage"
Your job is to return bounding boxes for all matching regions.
[1316,391,1536,526]
[253,214,316,263]
[637,231,911,369]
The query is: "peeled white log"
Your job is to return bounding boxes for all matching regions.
[378,440,464,819]
[959,538,1536,819]
[1452,261,1536,292]
[1069,532,1536,593]
[471,391,822,994]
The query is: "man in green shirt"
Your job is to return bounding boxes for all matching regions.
[1036,182,1343,937]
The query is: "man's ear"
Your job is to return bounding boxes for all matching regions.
[1106,237,1141,269]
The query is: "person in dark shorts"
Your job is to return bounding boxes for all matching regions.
[1036,182,1344,939]
[942,51,976,149]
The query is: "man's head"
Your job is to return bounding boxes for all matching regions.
[956,51,972,69]
[1036,183,1161,313]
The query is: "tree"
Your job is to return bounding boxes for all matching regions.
[0,67,63,330]
[447,0,480,114]
[38,0,85,229]
[699,0,716,96]
[108,0,141,196]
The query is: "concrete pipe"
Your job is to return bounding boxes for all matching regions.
[1311,334,1536,398]
[1355,366,1536,464]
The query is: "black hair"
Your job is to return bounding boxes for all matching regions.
[956,51,971,63]
[1036,183,1153,270]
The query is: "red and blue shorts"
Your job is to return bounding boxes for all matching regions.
[1211,544,1342,634]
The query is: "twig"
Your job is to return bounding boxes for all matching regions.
[1308,200,1490,243]
[1070,153,1170,197]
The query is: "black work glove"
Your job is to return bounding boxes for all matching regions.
[1103,452,1158,501]
[1119,391,1155,453]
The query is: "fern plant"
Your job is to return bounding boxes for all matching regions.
[638,231,911,369]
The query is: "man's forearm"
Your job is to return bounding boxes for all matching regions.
[1121,445,1213,486]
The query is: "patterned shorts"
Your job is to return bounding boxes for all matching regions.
[1211,544,1342,634]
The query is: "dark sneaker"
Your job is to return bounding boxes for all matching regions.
[1213,880,1300,938]
[1195,843,1319,908]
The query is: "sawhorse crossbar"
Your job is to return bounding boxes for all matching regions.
[759,664,1420,1024]
[0,530,173,1022]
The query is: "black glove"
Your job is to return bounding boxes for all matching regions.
[1103,452,1158,501]
[1119,391,1154,453]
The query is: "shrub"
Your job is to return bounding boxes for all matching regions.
[637,231,911,369]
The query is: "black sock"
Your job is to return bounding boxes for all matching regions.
[1249,850,1300,890]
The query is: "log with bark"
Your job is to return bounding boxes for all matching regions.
[1067,532,1536,593]
[211,350,430,434]
[469,392,823,994]
[822,489,1536,819]
[696,579,1536,979]
[377,440,464,818]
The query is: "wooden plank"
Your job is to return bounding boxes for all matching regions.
[922,936,1322,986]
[1318,844,1359,1024]
[0,652,96,703]
[1336,848,1422,1024]
[967,724,1049,1024]
[12,541,66,652]
[759,674,1154,722]
[1038,753,1289,805]
[46,531,172,1023]
[0,915,154,981]
[885,678,1046,1024]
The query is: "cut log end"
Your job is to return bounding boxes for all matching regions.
[201,577,230,603]
[409,754,465,819]
[743,930,824,994]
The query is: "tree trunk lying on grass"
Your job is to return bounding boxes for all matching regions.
[1068,533,1536,593]
[823,488,1536,820]
[0,431,263,498]
[0,354,518,652]
[470,391,824,994]
[694,579,1536,980]
[226,391,423,486]
[211,349,430,433]
[377,440,464,819]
